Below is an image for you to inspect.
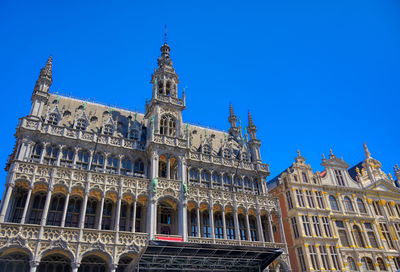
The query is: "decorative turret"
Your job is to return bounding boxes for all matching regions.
[394,164,400,182]
[247,110,261,162]
[228,104,240,138]
[30,56,53,119]
[363,142,371,159]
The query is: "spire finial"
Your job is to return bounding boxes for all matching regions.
[229,103,234,117]
[41,55,53,78]
[248,110,254,126]
[164,24,167,43]
[363,142,371,158]
[297,150,301,156]
[329,149,333,155]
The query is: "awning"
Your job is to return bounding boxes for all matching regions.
[134,240,283,272]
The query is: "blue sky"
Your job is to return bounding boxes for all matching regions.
[0,0,399,196]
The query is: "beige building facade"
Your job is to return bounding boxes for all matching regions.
[268,145,400,272]
[0,41,289,272]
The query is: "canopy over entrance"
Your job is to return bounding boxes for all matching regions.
[134,240,282,272]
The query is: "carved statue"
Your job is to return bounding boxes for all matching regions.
[183,181,188,197]
[152,178,157,193]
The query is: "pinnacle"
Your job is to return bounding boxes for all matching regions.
[229,104,234,117]
[248,110,254,127]
[40,55,53,78]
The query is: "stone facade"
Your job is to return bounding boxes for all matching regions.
[268,146,400,272]
[0,42,289,271]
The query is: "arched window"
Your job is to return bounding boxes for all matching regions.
[84,198,98,229]
[212,172,221,185]
[249,216,258,241]
[60,147,74,168]
[234,175,242,192]
[203,144,211,155]
[91,152,104,172]
[10,187,28,223]
[214,212,223,239]
[253,178,260,194]
[244,177,251,192]
[47,113,59,125]
[106,155,119,174]
[30,143,43,163]
[0,252,30,272]
[46,194,65,226]
[104,124,114,135]
[202,211,211,238]
[38,254,71,272]
[226,214,235,240]
[190,210,198,237]
[135,203,143,232]
[76,118,86,130]
[65,196,81,228]
[134,159,144,175]
[28,192,47,224]
[129,129,139,140]
[43,145,59,165]
[238,215,247,240]
[377,258,386,271]
[329,195,339,211]
[302,172,308,183]
[347,257,357,271]
[352,225,366,248]
[223,149,231,159]
[293,175,298,182]
[357,198,366,214]
[158,81,164,94]
[189,168,199,183]
[76,150,90,170]
[344,196,354,212]
[119,202,129,231]
[79,255,107,272]
[101,199,114,230]
[361,257,374,271]
[121,157,132,175]
[201,170,211,187]
[159,115,176,136]
[166,81,171,96]
[223,174,232,191]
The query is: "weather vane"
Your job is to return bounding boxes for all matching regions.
[164,24,167,43]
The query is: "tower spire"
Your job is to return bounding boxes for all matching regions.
[363,142,371,159]
[34,56,53,94]
[164,24,167,43]
[228,104,239,137]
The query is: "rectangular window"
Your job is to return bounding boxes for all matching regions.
[367,231,378,248]
[296,190,305,207]
[373,201,382,216]
[320,246,330,270]
[330,246,340,270]
[334,169,345,186]
[395,204,400,218]
[322,217,332,237]
[380,223,395,249]
[394,223,400,239]
[297,247,307,272]
[291,217,299,238]
[309,246,320,270]
[386,203,394,216]
[302,215,312,236]
[305,190,315,208]
[336,220,350,247]
[312,216,322,237]
[315,191,324,209]
[286,191,293,210]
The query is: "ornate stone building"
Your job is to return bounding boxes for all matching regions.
[0,41,289,271]
[268,145,400,272]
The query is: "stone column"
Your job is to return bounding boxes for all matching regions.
[245,211,251,241]
[97,193,105,230]
[132,199,137,232]
[71,263,79,272]
[233,206,240,241]
[88,150,94,171]
[61,188,71,227]
[21,185,33,224]
[222,209,227,239]
[344,220,356,247]
[268,212,275,242]
[147,199,157,239]
[29,261,39,272]
[277,213,286,244]
[56,145,64,166]
[39,142,48,164]
[166,157,171,180]
[0,183,15,223]
[196,205,201,238]
[181,202,188,240]
[256,209,264,242]
[79,187,89,229]
[209,201,215,239]
[40,186,53,226]
[114,191,122,231]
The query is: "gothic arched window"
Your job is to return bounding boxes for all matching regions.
[106,155,119,174]
[129,129,139,140]
[190,209,198,237]
[134,159,144,175]
[344,196,354,212]
[46,194,65,226]
[76,149,90,170]
[329,195,339,211]
[91,152,104,172]
[10,187,28,223]
[244,177,251,191]
[160,115,176,137]
[76,118,86,130]
[352,225,366,248]
[121,157,132,175]
[60,147,74,168]
[43,145,59,165]
[223,174,232,191]
[212,172,221,185]
[302,172,308,183]
[101,199,114,230]
[119,202,129,231]
[47,113,58,125]
[201,170,211,187]
[190,168,199,183]
[377,258,386,271]
[347,257,356,271]
[158,81,164,94]
[249,216,258,241]
[238,215,247,240]
[65,196,81,228]
[226,214,235,240]
[84,198,98,229]
[166,81,171,96]
[28,192,47,224]
[234,175,242,192]
[30,143,43,163]
[361,257,374,271]
[202,211,211,238]
[214,212,223,239]
[357,198,367,214]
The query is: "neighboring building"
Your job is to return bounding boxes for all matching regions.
[268,145,400,272]
[0,41,289,272]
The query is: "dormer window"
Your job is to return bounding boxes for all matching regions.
[203,145,211,155]
[47,113,58,125]
[160,115,176,137]
[223,149,231,159]
[76,118,86,130]
[334,170,345,186]
[104,124,113,136]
